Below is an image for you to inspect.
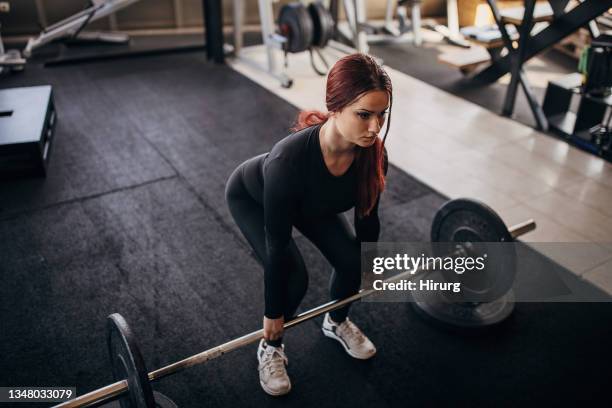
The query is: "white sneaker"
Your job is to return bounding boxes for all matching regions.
[322,313,376,360]
[257,339,291,396]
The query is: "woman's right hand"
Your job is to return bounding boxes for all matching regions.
[263,316,284,341]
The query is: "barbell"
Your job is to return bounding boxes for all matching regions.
[53,198,536,408]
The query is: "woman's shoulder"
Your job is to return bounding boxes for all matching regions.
[267,124,318,164]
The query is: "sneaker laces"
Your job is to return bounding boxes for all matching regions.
[336,318,366,345]
[260,346,288,377]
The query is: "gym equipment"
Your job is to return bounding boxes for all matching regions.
[107,314,177,408]
[333,0,470,52]
[472,1,612,132]
[0,2,25,72]
[309,2,334,48]
[583,35,612,97]
[382,0,419,41]
[334,0,423,54]
[52,198,535,408]
[421,0,470,49]
[0,86,57,179]
[232,0,336,88]
[278,3,314,53]
[543,70,612,162]
[411,199,520,327]
[278,2,334,76]
[23,0,141,58]
[0,31,24,73]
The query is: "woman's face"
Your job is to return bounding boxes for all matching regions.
[333,90,390,148]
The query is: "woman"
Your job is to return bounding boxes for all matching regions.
[225,53,392,396]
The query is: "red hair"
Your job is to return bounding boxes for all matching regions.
[291,53,393,218]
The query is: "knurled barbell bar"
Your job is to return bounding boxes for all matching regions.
[53,198,536,408]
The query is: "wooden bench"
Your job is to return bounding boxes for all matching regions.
[499,2,555,26]
[438,46,491,74]
[460,24,519,49]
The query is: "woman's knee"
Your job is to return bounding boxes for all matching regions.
[331,266,361,291]
[288,266,308,301]
[225,165,245,205]
[336,244,361,277]
[282,248,309,318]
[330,252,362,295]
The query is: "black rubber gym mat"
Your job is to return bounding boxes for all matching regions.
[0,51,610,408]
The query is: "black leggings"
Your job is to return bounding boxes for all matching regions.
[225,154,361,343]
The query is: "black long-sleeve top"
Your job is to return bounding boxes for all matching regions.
[254,124,386,318]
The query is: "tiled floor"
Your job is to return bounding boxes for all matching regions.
[228,44,612,294]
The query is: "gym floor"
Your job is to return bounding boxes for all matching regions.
[1,36,612,407]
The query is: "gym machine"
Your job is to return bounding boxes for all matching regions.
[421,0,470,48]
[0,33,23,73]
[232,0,351,88]
[334,0,424,53]
[23,0,141,58]
[0,1,25,73]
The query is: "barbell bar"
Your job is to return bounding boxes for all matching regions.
[53,216,535,408]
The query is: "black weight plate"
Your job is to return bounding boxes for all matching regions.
[430,198,516,303]
[431,198,512,243]
[278,3,313,53]
[308,2,334,48]
[152,391,178,408]
[107,313,156,408]
[411,271,515,329]
[100,392,178,408]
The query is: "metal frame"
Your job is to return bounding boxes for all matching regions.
[382,1,421,46]
[483,0,548,130]
[477,0,612,131]
[30,0,186,32]
[0,3,26,72]
[232,0,292,87]
[23,0,141,57]
[336,0,423,53]
[420,0,471,48]
[203,0,225,63]
[34,0,48,29]
[231,0,377,86]
[173,0,184,28]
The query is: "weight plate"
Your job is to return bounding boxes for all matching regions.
[430,198,517,303]
[99,392,178,408]
[107,313,156,408]
[308,2,334,48]
[431,198,512,243]
[278,3,314,53]
[411,270,515,328]
[152,391,178,408]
